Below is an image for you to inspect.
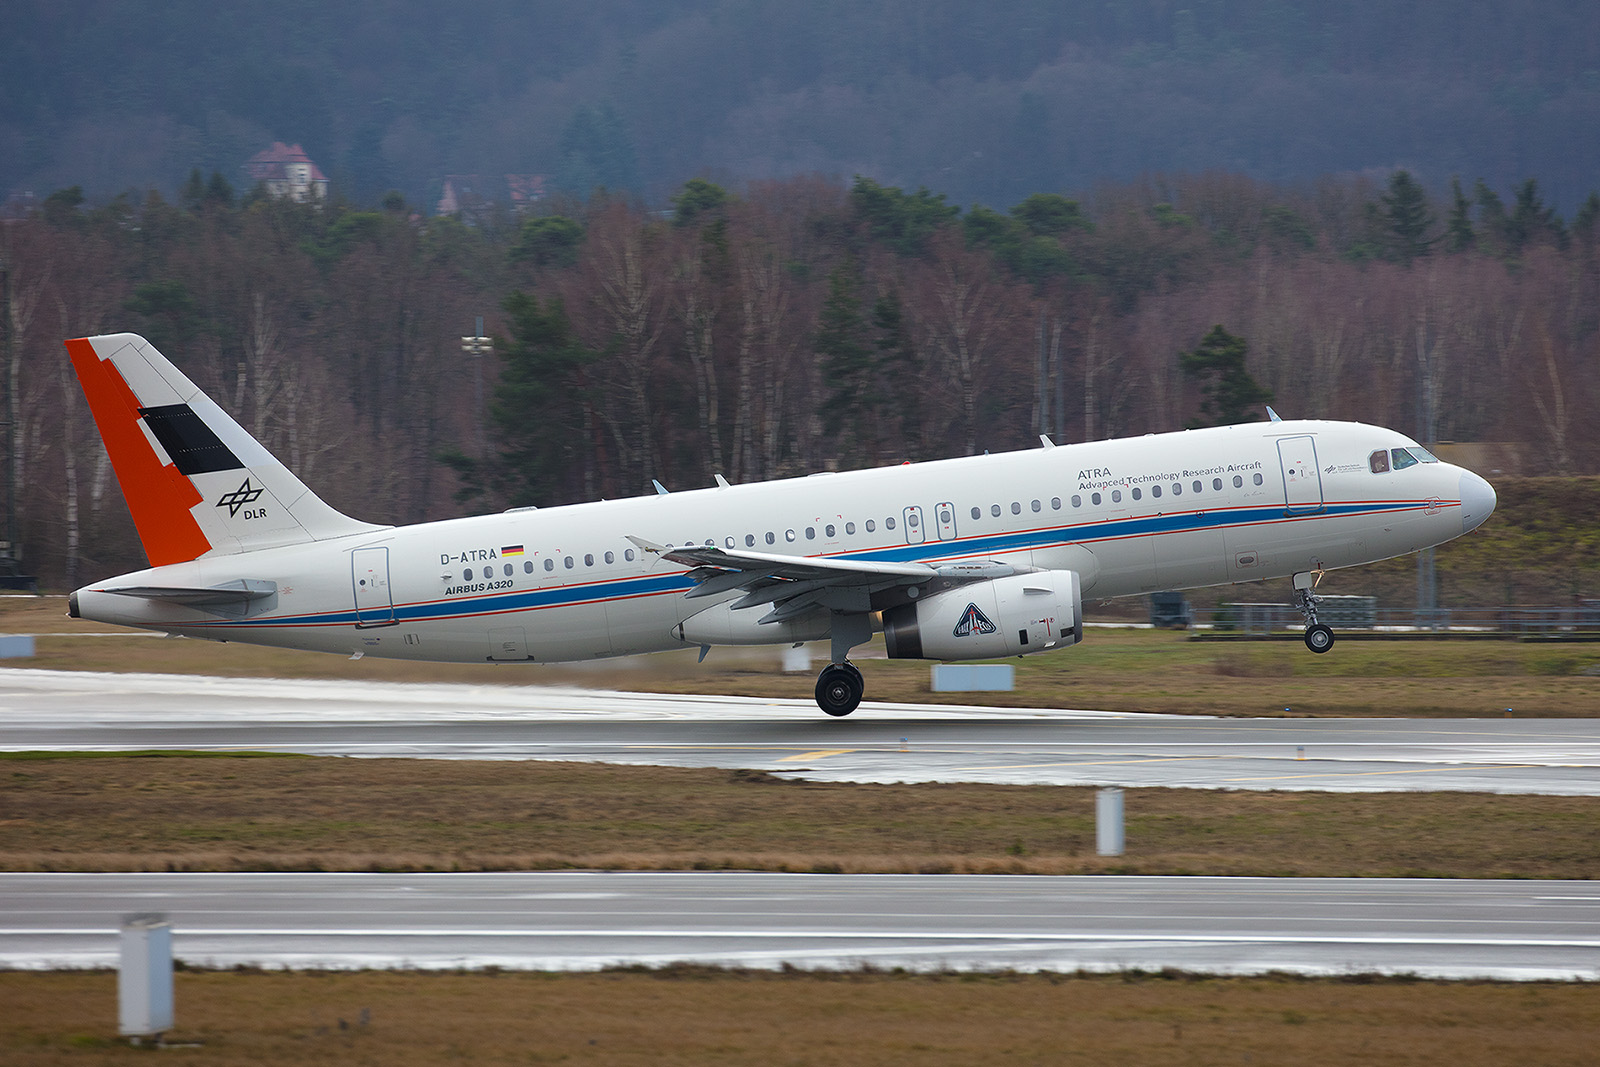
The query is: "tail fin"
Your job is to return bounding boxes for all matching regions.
[65,332,386,566]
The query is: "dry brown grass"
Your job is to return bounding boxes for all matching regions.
[4,969,1597,1066]
[4,757,1599,878]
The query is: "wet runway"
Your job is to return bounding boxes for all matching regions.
[2,669,1598,794]
[5,871,1598,979]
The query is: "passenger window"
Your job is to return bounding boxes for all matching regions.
[1111,490,1122,503]
[1369,450,1390,473]
[1011,502,1021,515]
[1193,480,1202,493]
[1253,473,1264,485]
[1051,497,1061,510]
[864,520,874,532]
[991,504,1002,517]
[908,513,919,528]
[886,517,896,530]
[1152,485,1162,498]
[1031,499,1041,512]
[1170,483,1180,496]
[805,527,815,540]
[786,529,797,542]
[765,532,775,545]
[1232,475,1243,488]
[584,553,594,566]
[1091,492,1101,505]
[482,566,493,579]
[1071,494,1082,508]
[605,551,615,564]
[462,568,472,580]
[543,559,554,572]
[826,524,836,537]
[1212,478,1223,491]
[939,508,952,523]
[564,556,574,569]
[524,560,534,573]
[1391,448,1419,470]
[1131,487,1141,500]
[745,534,756,547]
[971,507,981,520]
[504,564,514,576]
[624,549,635,562]
[847,522,857,535]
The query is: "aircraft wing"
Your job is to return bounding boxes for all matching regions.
[626,536,1009,624]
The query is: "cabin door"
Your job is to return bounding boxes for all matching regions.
[1277,436,1325,515]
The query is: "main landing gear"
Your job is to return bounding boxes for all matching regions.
[815,661,864,717]
[1293,570,1335,654]
[814,611,874,716]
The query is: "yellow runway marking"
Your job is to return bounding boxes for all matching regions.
[777,749,856,762]
[1223,764,1538,783]
[955,756,1214,772]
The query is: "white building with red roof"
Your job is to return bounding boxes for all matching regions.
[244,143,330,203]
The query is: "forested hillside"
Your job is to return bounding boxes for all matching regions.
[4,1,1600,211]
[3,168,1596,592]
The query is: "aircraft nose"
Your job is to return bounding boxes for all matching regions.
[1459,470,1496,533]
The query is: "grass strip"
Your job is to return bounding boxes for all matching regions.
[4,969,1597,1066]
[4,757,1598,878]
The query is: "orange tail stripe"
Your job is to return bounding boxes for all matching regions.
[65,338,212,566]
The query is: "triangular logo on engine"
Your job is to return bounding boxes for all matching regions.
[953,602,997,638]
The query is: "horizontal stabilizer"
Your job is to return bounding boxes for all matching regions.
[102,578,278,618]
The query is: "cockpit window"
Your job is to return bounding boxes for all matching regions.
[1410,445,1439,463]
[1369,450,1390,473]
[1391,448,1420,470]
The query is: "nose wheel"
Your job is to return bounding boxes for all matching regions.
[815,661,864,716]
[1304,623,1335,653]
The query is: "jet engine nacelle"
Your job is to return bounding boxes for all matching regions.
[881,570,1083,661]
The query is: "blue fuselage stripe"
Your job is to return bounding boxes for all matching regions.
[210,499,1433,631]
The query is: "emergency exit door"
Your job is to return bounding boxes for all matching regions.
[352,546,396,627]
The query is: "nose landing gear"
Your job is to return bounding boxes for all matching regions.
[1293,569,1335,654]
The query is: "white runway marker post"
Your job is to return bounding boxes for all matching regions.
[119,914,173,1043]
[1096,787,1125,856]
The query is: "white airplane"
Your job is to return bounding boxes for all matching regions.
[65,332,1496,716]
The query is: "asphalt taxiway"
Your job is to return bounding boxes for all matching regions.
[1,668,1598,794]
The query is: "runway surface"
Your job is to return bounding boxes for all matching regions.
[5,872,1598,980]
[2,668,1598,793]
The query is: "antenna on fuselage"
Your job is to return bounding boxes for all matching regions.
[1266,406,1283,423]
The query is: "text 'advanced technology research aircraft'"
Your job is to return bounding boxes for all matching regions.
[65,333,1496,716]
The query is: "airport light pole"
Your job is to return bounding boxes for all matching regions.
[461,318,493,459]
[0,252,17,575]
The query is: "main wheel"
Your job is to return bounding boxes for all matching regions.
[815,662,864,717]
[1304,623,1335,654]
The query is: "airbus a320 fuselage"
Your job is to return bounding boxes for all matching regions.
[65,333,1496,715]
